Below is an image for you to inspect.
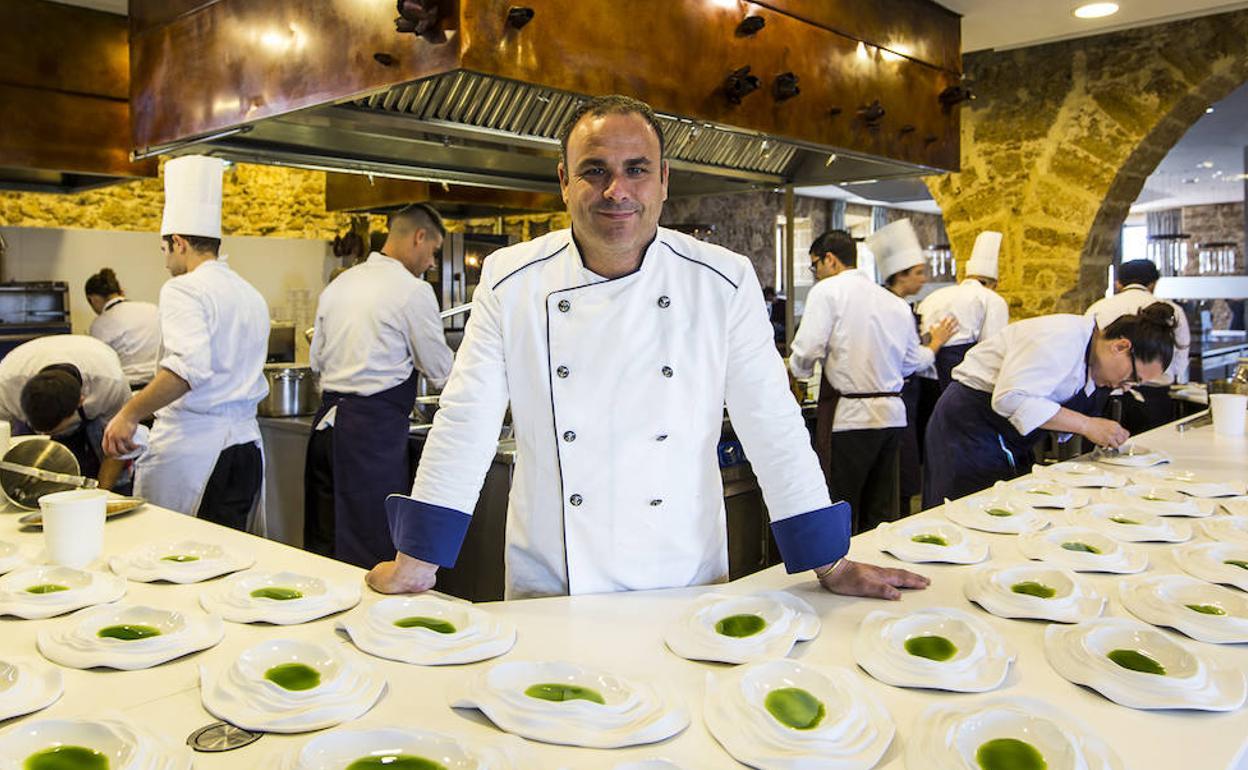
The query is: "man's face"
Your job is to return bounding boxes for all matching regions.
[811,252,840,281]
[412,229,443,276]
[891,264,928,297]
[161,236,188,277]
[558,112,668,257]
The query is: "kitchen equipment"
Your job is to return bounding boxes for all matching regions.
[18,497,145,527]
[0,438,86,510]
[40,488,107,568]
[0,282,72,360]
[257,364,319,417]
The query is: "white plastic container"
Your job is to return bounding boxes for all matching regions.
[1210,394,1248,437]
[39,489,107,568]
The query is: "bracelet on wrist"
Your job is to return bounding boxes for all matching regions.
[814,559,843,579]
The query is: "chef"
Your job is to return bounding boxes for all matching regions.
[0,335,130,489]
[916,231,1010,391]
[1084,259,1191,433]
[922,303,1178,507]
[85,268,162,388]
[367,94,928,600]
[102,156,270,532]
[305,203,454,568]
[790,224,955,533]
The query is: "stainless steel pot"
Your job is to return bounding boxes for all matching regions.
[258,364,319,417]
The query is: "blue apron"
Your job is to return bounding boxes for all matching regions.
[934,341,976,392]
[311,370,420,568]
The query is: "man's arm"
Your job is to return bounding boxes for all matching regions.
[405,281,454,389]
[102,369,190,456]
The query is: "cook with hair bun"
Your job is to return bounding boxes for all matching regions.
[84,268,161,389]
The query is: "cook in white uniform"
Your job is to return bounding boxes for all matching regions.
[305,203,454,568]
[923,304,1178,507]
[1085,259,1191,433]
[367,94,928,601]
[103,156,270,533]
[0,335,130,489]
[84,268,161,388]
[790,225,955,533]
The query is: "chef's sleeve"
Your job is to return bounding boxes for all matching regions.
[1170,301,1192,384]
[724,268,851,573]
[385,273,508,567]
[982,293,1010,341]
[900,323,935,377]
[788,281,831,379]
[156,280,213,389]
[91,372,131,422]
[990,332,1073,436]
[404,281,454,390]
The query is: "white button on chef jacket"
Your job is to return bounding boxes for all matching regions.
[386,227,849,599]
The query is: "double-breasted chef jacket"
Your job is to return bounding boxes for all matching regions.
[386,227,850,599]
[916,278,1010,390]
[89,297,162,387]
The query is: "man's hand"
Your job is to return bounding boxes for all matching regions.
[365,551,439,594]
[817,558,929,600]
[926,315,959,351]
[102,411,139,458]
[1081,416,1130,448]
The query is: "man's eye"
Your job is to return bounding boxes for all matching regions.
[627,167,648,176]
[581,168,605,177]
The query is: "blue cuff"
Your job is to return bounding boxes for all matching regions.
[770,502,852,574]
[384,495,472,568]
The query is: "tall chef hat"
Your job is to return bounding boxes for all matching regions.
[966,230,1002,281]
[866,219,925,282]
[160,155,224,239]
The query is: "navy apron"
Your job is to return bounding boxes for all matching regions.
[310,370,420,568]
[897,376,921,503]
[53,406,102,480]
[934,341,976,392]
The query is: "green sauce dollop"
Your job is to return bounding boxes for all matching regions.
[985,508,1014,517]
[1186,603,1227,616]
[23,745,109,770]
[911,534,948,546]
[976,737,1047,770]
[1060,542,1101,554]
[393,616,457,634]
[1109,516,1140,525]
[264,662,321,691]
[764,687,825,730]
[25,584,69,594]
[97,624,162,641]
[1010,581,1057,599]
[160,554,199,563]
[715,613,767,638]
[346,757,446,770]
[524,683,606,704]
[1224,560,1248,571]
[904,634,958,661]
[250,587,303,601]
[1107,648,1167,676]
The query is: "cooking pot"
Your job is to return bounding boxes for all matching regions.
[258,364,320,417]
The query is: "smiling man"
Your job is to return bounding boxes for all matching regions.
[367,94,928,600]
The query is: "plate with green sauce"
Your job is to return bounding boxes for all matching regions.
[0,717,191,770]
[1019,527,1147,573]
[1121,574,1248,645]
[199,570,361,625]
[200,638,386,733]
[1074,504,1193,544]
[337,595,516,665]
[907,696,1124,770]
[1199,515,1248,547]
[1176,542,1248,592]
[267,726,524,770]
[964,563,1105,623]
[877,520,990,564]
[943,493,1050,535]
[0,539,29,576]
[663,591,820,664]
[0,566,126,620]
[451,660,689,748]
[1110,485,1212,517]
[0,657,63,723]
[1010,481,1091,509]
[854,607,1014,692]
[704,659,894,769]
[1045,617,1246,710]
[108,540,254,584]
[36,603,224,671]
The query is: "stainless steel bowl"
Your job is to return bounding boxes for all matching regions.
[0,438,80,510]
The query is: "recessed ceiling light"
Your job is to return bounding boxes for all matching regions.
[1206,107,1215,114]
[1198,160,1214,168]
[1073,2,1119,19]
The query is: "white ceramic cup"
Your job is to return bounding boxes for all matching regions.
[39,489,108,568]
[1210,393,1248,437]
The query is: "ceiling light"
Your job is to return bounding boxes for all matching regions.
[1073,3,1119,19]
[1198,161,1214,169]
[1206,107,1215,114]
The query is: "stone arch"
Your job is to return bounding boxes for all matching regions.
[927,10,1248,317]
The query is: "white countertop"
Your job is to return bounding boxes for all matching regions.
[3,422,1248,769]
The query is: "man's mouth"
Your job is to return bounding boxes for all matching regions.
[596,208,638,220]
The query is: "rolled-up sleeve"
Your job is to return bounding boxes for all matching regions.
[157,280,213,388]
[405,281,454,390]
[990,329,1084,436]
[788,281,832,379]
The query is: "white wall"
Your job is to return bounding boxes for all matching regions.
[0,226,335,360]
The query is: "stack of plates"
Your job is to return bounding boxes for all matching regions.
[1121,574,1248,644]
[853,607,1014,692]
[662,591,819,664]
[268,726,528,770]
[876,520,989,564]
[0,716,191,770]
[0,565,126,619]
[109,540,254,583]
[964,563,1104,623]
[199,570,360,624]
[1018,527,1147,573]
[337,596,516,665]
[37,604,224,670]
[0,657,62,721]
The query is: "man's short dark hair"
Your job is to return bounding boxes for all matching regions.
[558,94,666,166]
[1118,259,1161,287]
[810,230,857,268]
[162,234,221,255]
[388,202,445,239]
[20,367,82,433]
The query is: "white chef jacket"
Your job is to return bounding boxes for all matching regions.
[953,314,1098,437]
[917,278,1009,347]
[388,227,849,599]
[310,252,453,416]
[89,297,162,386]
[1085,284,1190,385]
[788,269,934,431]
[0,335,129,429]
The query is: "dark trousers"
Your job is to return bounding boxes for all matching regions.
[303,426,336,557]
[199,442,262,532]
[827,427,902,534]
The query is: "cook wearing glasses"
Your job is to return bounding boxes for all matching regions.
[922,302,1179,508]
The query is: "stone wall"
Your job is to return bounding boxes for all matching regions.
[927,10,1248,317]
[1182,202,1246,273]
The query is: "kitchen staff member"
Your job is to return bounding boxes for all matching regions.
[85,268,161,388]
[305,203,454,568]
[103,156,270,532]
[922,303,1178,507]
[368,94,928,600]
[916,231,1010,390]
[1085,259,1191,433]
[791,225,955,533]
[0,335,130,489]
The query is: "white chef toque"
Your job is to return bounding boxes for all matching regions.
[866,219,925,282]
[965,230,1002,281]
[160,155,225,239]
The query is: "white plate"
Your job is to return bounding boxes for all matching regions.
[876,519,989,564]
[1093,444,1171,468]
[1177,542,1248,591]
[663,591,820,664]
[1018,527,1147,573]
[1045,617,1246,710]
[854,607,1014,692]
[1132,468,1247,498]
[612,761,688,770]
[0,540,30,575]
[1121,574,1248,644]
[268,725,528,770]
[37,603,224,670]
[200,638,386,733]
[1007,479,1091,509]
[337,596,516,666]
[1200,516,1248,546]
[0,657,62,722]
[1039,461,1129,489]
[0,714,191,770]
[451,660,689,749]
[109,540,255,583]
[963,563,1104,623]
[906,696,1125,770]
[1104,485,1214,517]
[1220,496,1248,516]
[942,492,1049,535]
[704,659,894,770]
[1065,504,1192,543]
[199,569,361,624]
[0,565,126,619]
